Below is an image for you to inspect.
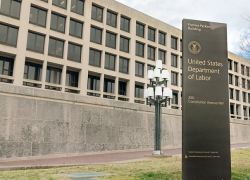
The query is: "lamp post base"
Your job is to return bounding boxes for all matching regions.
[152,150,164,155]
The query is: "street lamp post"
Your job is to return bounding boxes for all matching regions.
[144,60,172,155]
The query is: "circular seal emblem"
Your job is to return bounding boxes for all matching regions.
[188,41,201,54]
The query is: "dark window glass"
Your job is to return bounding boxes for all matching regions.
[46,66,62,84]
[50,13,65,33]
[136,22,144,38]
[107,11,117,27]
[119,57,129,74]
[119,81,127,96]
[91,5,103,22]
[159,31,166,45]
[135,85,143,98]
[90,26,102,44]
[23,61,42,81]
[148,27,155,42]
[171,54,177,67]
[29,6,47,27]
[229,88,233,99]
[248,93,250,103]
[71,0,84,15]
[230,104,234,114]
[66,70,79,87]
[171,71,178,85]
[171,36,177,50]
[69,19,83,38]
[243,92,246,102]
[120,36,129,52]
[172,92,178,105]
[0,56,14,76]
[180,57,183,69]
[180,74,182,87]
[87,75,100,91]
[235,90,239,101]
[67,43,81,62]
[120,16,130,32]
[0,0,21,19]
[48,38,64,58]
[247,67,249,76]
[135,62,144,77]
[243,107,247,117]
[241,65,245,75]
[247,80,250,90]
[104,78,115,94]
[147,65,154,71]
[236,105,239,115]
[136,41,144,57]
[158,50,165,64]
[228,60,232,70]
[242,78,245,88]
[228,74,232,85]
[0,24,18,46]
[89,49,101,67]
[180,40,183,52]
[234,62,238,72]
[105,53,115,71]
[235,76,238,86]
[52,0,67,9]
[147,46,155,61]
[27,32,45,53]
[41,0,48,2]
[106,31,116,49]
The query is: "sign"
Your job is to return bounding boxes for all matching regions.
[182,19,231,179]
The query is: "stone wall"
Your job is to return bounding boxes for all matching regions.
[0,83,249,161]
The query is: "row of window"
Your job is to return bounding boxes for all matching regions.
[229,74,250,89]
[228,59,250,77]
[230,104,250,119]
[229,88,250,103]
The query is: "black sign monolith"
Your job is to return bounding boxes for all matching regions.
[182,19,231,179]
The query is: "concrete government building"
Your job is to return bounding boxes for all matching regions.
[0,0,249,160]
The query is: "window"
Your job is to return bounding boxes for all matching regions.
[90,26,102,44]
[247,66,250,77]
[0,0,21,19]
[228,60,232,70]
[29,6,47,27]
[148,27,155,42]
[67,43,81,62]
[147,65,154,71]
[136,22,144,38]
[120,16,130,32]
[136,42,144,57]
[52,0,67,9]
[119,81,127,96]
[235,76,238,86]
[234,62,238,72]
[171,54,177,67]
[50,13,66,33]
[242,78,245,88]
[180,57,183,69]
[0,56,14,76]
[241,65,245,75]
[248,93,250,103]
[236,105,239,115]
[230,104,234,114]
[120,36,129,52]
[248,80,250,90]
[180,40,183,52]
[107,11,117,27]
[180,74,182,87]
[46,66,62,84]
[235,90,239,101]
[172,92,178,105]
[71,0,84,15]
[171,36,177,50]
[135,85,144,98]
[66,70,79,87]
[171,72,178,86]
[105,53,115,70]
[0,24,18,46]
[159,31,165,45]
[106,31,116,49]
[229,88,233,99]
[27,32,45,53]
[159,50,166,64]
[119,57,129,74]
[243,92,246,102]
[23,61,42,81]
[228,74,232,85]
[69,19,83,38]
[91,4,103,22]
[87,75,100,91]
[89,49,101,67]
[135,62,144,77]
[104,78,115,94]
[48,38,64,58]
[243,107,247,117]
[147,46,155,61]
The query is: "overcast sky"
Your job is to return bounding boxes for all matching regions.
[116,0,250,59]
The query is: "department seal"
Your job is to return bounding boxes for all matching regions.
[188,41,201,54]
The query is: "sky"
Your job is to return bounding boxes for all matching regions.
[115,0,250,59]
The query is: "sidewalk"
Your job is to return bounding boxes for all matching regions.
[0,143,249,170]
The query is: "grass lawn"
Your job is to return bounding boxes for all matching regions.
[0,148,250,180]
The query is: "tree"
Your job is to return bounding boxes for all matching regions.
[239,14,250,59]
